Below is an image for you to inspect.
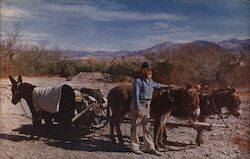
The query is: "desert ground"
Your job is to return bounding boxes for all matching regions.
[0,73,249,159]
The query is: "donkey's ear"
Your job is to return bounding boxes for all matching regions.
[226,86,235,94]
[18,75,22,83]
[229,88,236,94]
[195,84,201,90]
[9,75,17,85]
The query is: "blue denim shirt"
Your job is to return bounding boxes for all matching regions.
[131,78,165,109]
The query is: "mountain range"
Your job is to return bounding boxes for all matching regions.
[64,39,250,59]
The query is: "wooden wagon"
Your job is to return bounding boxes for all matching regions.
[72,89,108,129]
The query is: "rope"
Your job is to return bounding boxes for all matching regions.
[217,113,231,129]
[207,96,231,129]
[19,100,32,119]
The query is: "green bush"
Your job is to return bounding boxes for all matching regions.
[152,61,174,84]
[107,63,137,82]
[145,49,249,87]
[1,43,248,88]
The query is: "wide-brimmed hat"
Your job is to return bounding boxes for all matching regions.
[140,61,152,69]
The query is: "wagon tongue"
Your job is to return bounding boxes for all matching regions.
[165,121,227,131]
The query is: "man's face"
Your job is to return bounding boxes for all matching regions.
[142,68,152,79]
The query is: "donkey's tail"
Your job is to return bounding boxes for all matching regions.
[106,97,111,123]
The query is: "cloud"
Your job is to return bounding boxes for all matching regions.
[1,0,248,51]
[22,32,49,40]
[153,22,172,29]
[88,11,186,22]
[42,3,186,22]
[1,7,31,19]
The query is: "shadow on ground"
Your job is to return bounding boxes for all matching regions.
[0,124,198,153]
[0,124,131,153]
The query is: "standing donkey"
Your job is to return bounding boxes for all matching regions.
[107,83,201,149]
[9,75,76,129]
[196,88,241,146]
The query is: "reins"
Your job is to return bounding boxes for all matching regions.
[209,96,230,128]
[19,100,32,119]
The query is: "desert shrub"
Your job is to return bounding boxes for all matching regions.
[145,46,249,87]
[213,52,250,87]
[1,31,248,88]
[152,61,174,84]
[107,62,137,82]
[107,63,135,76]
[55,60,76,77]
[10,51,61,76]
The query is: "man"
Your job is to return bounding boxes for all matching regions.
[130,61,170,156]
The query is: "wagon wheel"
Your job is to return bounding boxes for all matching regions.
[73,95,92,127]
[72,103,92,126]
[89,104,109,130]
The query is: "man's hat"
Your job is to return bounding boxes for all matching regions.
[141,61,152,69]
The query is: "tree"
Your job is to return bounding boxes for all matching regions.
[0,25,22,74]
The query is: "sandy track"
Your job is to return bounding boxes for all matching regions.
[0,74,249,159]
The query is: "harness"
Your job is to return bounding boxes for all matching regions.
[209,97,221,117]
[14,83,32,119]
[19,100,32,119]
[207,95,230,128]
[208,94,231,120]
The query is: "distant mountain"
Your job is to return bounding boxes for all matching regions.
[219,39,250,52]
[192,40,221,48]
[91,50,136,57]
[139,41,175,53]
[64,39,250,59]
[138,39,249,55]
[137,40,222,55]
[61,50,136,59]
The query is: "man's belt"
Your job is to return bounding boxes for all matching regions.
[140,98,151,101]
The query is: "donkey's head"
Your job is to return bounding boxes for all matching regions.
[9,75,23,105]
[80,87,107,106]
[224,88,241,117]
[183,84,201,120]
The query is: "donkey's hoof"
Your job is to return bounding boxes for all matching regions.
[45,120,53,127]
[118,140,124,145]
[159,142,165,148]
[155,146,159,151]
[110,136,116,143]
[30,135,39,140]
[196,138,203,146]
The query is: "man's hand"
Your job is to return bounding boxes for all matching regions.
[164,84,174,89]
[158,84,173,90]
[132,108,144,118]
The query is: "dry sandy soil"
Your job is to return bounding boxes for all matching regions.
[0,73,249,159]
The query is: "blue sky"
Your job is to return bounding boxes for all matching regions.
[1,0,249,51]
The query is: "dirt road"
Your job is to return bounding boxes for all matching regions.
[0,74,249,159]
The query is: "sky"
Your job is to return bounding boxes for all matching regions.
[1,0,250,51]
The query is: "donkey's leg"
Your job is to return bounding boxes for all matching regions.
[30,112,42,140]
[159,111,171,148]
[32,112,42,127]
[116,113,125,145]
[196,117,207,146]
[61,108,73,128]
[163,127,168,145]
[110,115,116,142]
[158,125,165,148]
[43,112,53,127]
[153,117,161,150]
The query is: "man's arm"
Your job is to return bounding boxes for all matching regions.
[132,79,142,109]
[151,80,172,89]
